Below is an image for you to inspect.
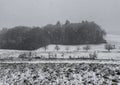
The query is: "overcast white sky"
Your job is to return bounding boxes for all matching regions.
[0,0,120,34]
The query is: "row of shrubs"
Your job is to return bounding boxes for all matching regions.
[18,51,97,60]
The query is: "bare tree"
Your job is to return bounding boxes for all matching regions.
[83,45,90,52]
[43,45,48,51]
[65,46,69,53]
[105,44,115,52]
[55,45,60,51]
[89,51,97,59]
[76,46,80,51]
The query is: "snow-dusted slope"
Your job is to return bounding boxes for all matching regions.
[0,34,120,61]
[105,34,120,44]
[36,34,120,52]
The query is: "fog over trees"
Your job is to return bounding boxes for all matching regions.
[0,20,106,50]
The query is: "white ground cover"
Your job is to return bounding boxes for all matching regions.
[0,43,120,61]
[1,63,120,85]
[0,34,120,61]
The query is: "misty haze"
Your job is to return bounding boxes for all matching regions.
[0,0,120,34]
[0,0,120,85]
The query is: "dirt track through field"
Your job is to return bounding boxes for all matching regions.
[1,59,120,64]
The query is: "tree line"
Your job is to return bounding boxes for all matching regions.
[0,20,106,50]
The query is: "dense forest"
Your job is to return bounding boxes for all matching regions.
[0,20,106,50]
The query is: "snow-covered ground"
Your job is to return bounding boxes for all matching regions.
[105,34,120,44]
[0,34,120,84]
[1,63,120,85]
[0,34,120,62]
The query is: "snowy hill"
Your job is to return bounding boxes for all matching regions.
[0,34,120,61]
[105,34,120,44]
[35,34,120,52]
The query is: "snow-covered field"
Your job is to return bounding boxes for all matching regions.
[1,63,120,85]
[105,34,120,45]
[0,34,120,85]
[0,34,120,63]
